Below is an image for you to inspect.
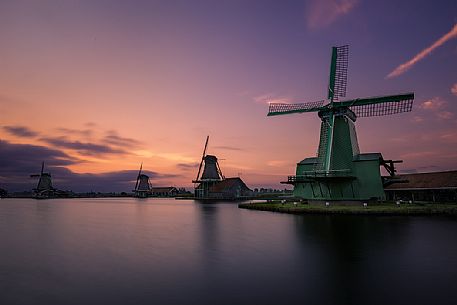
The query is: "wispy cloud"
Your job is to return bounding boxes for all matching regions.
[411,116,424,123]
[0,140,179,192]
[387,23,457,78]
[213,145,244,151]
[437,111,454,120]
[306,0,359,30]
[266,160,288,167]
[103,130,142,148]
[419,97,446,110]
[41,136,128,156]
[3,125,39,138]
[418,97,455,120]
[176,162,199,171]
[253,93,290,104]
[440,132,457,143]
[451,83,457,96]
[56,127,93,138]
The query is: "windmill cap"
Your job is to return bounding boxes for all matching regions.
[204,155,218,162]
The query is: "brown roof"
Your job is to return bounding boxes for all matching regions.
[385,170,457,189]
[209,177,251,192]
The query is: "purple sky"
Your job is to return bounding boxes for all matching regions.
[0,0,456,192]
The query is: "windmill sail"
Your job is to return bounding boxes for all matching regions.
[268,100,325,116]
[328,45,349,101]
[195,136,209,181]
[344,93,414,117]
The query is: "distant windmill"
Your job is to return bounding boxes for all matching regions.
[268,45,414,202]
[192,136,225,198]
[133,162,151,198]
[30,161,55,198]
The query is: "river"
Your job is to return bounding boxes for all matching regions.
[1,198,456,305]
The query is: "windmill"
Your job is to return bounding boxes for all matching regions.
[30,161,55,198]
[268,45,414,203]
[192,136,225,198]
[133,162,151,198]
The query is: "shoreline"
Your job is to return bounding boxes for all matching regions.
[238,202,457,216]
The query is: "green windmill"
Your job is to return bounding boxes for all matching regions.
[268,45,414,203]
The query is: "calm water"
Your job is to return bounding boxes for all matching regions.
[1,198,456,305]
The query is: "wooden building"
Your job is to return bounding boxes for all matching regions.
[384,171,457,203]
[150,187,178,197]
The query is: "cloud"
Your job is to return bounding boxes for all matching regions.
[411,116,424,123]
[3,125,39,137]
[213,145,244,151]
[387,23,457,78]
[305,0,359,30]
[437,111,454,120]
[56,127,93,138]
[440,132,457,143]
[103,131,142,147]
[50,169,179,193]
[176,162,200,171]
[41,136,128,156]
[253,93,290,104]
[0,140,178,192]
[0,140,78,170]
[418,97,454,120]
[452,83,457,96]
[0,140,78,190]
[419,97,446,110]
[267,160,288,167]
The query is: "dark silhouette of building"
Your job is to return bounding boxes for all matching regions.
[384,171,457,202]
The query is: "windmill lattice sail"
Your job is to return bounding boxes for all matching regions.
[268,100,325,116]
[349,96,413,117]
[328,45,349,101]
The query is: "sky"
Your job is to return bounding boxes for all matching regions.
[1,0,456,192]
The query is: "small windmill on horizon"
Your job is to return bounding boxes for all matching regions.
[30,161,56,198]
[133,162,151,198]
[192,136,225,198]
[268,45,414,203]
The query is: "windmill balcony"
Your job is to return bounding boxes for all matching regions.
[284,169,355,184]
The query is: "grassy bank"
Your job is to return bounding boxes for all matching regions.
[238,202,457,216]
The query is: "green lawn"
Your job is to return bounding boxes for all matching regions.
[238,202,457,215]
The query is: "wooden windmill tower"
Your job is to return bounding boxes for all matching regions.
[268,45,414,203]
[30,161,56,198]
[133,163,151,198]
[192,136,225,198]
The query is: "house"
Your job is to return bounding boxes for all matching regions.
[384,170,457,202]
[150,187,179,197]
[195,177,252,200]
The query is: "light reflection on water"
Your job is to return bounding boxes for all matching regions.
[1,198,456,305]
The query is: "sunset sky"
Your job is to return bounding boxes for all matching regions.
[1,0,456,192]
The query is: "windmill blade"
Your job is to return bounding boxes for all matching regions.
[328,45,349,101]
[134,163,142,191]
[195,136,209,181]
[41,161,45,175]
[202,135,209,159]
[339,93,414,117]
[267,100,325,116]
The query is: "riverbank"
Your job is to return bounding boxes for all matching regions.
[238,201,457,216]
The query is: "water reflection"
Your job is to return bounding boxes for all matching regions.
[292,215,457,305]
[0,199,456,305]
